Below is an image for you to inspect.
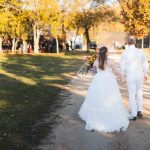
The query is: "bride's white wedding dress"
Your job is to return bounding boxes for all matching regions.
[79,59,129,132]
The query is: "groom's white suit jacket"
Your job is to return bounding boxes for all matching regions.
[120,45,149,78]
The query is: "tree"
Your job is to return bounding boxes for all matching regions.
[57,0,91,48]
[49,8,62,53]
[24,0,60,53]
[119,0,150,38]
[8,14,25,53]
[0,8,9,52]
[0,0,26,53]
[0,0,17,52]
[70,4,115,51]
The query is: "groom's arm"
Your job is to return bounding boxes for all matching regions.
[142,51,149,78]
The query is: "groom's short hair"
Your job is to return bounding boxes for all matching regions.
[128,37,136,45]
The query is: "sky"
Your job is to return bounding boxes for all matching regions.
[106,0,118,5]
[59,0,118,5]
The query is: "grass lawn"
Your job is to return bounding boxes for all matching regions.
[0,53,85,150]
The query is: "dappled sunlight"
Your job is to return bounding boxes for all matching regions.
[96,131,118,138]
[143,101,150,115]
[144,84,150,89]
[0,53,85,149]
[0,69,37,86]
[0,100,9,109]
[60,114,82,127]
[0,55,9,63]
[62,72,77,79]
[49,83,87,97]
[22,64,39,70]
[41,75,61,81]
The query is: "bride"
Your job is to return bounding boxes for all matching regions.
[78,46,129,132]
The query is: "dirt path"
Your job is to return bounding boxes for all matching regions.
[36,54,150,150]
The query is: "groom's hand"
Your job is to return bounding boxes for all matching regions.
[144,76,148,81]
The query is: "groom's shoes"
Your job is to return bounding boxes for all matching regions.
[91,129,94,132]
[130,117,137,121]
[137,111,143,118]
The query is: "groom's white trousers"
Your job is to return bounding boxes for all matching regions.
[127,72,144,117]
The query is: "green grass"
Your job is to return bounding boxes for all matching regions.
[0,53,85,150]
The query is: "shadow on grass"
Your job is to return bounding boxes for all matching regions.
[0,54,84,150]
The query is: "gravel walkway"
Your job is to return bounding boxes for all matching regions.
[36,54,150,150]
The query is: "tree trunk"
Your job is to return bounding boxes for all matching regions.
[0,36,3,53]
[15,39,19,51]
[23,40,27,54]
[62,24,66,42]
[85,28,90,52]
[12,38,16,53]
[56,38,59,54]
[33,23,41,53]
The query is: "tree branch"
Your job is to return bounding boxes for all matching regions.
[0,2,21,14]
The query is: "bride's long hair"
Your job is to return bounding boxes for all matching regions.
[99,46,108,70]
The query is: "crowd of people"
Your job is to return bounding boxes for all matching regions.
[1,36,71,53]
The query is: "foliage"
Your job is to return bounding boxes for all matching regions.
[0,8,10,35]
[23,0,61,53]
[0,0,118,52]
[119,0,150,38]
[24,0,60,26]
[0,0,61,52]
[68,3,115,51]
[71,5,115,30]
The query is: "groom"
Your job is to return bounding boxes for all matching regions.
[120,37,149,120]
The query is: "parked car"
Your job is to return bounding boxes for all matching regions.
[90,41,97,50]
[75,44,82,49]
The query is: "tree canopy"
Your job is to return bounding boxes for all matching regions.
[119,0,150,38]
[68,3,115,51]
[0,0,117,53]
